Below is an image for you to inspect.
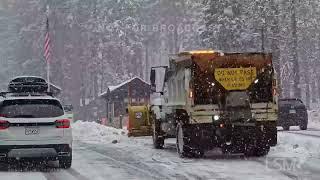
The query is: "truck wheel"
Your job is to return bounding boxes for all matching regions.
[244,142,256,157]
[152,118,164,149]
[255,146,270,157]
[176,123,193,158]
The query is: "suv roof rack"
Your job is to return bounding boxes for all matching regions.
[0,91,54,98]
[8,76,48,94]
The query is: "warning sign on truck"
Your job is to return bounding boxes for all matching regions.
[214,67,257,90]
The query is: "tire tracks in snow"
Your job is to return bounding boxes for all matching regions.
[285,131,320,138]
[42,172,58,180]
[42,167,89,180]
[66,168,89,180]
[79,142,174,180]
[251,157,300,179]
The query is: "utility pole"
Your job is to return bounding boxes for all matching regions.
[270,0,282,98]
[291,0,300,99]
[261,28,265,53]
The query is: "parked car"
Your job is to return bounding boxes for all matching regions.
[63,104,74,122]
[278,98,308,131]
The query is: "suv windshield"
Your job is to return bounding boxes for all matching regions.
[0,99,64,118]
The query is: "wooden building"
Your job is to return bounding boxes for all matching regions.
[99,77,150,128]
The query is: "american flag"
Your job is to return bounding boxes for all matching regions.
[44,17,51,62]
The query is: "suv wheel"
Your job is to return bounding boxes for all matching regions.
[59,151,72,169]
[300,121,308,130]
[0,161,8,171]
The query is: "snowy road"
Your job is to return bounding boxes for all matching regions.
[1,122,320,180]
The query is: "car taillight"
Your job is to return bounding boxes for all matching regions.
[0,120,10,130]
[55,119,70,128]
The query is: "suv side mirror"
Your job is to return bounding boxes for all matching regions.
[63,104,73,112]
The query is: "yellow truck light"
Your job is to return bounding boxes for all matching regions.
[188,50,215,54]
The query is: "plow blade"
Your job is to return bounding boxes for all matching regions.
[127,105,152,137]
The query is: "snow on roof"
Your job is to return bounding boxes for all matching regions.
[2,95,59,101]
[49,83,62,91]
[9,76,61,91]
[11,75,44,80]
[99,77,149,97]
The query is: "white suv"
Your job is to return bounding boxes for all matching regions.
[0,78,72,169]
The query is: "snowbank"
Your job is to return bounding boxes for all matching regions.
[73,120,320,161]
[270,131,320,164]
[72,121,128,144]
[308,110,320,128]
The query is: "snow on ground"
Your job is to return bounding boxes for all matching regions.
[308,109,320,128]
[73,120,320,161]
[271,132,320,160]
[72,121,128,144]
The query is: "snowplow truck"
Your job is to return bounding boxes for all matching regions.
[150,50,278,158]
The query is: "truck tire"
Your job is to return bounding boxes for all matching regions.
[255,146,270,157]
[176,123,200,158]
[244,135,271,157]
[152,117,164,149]
[244,141,256,157]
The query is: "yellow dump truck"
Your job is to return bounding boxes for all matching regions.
[149,50,278,158]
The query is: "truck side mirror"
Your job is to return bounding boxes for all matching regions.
[150,69,156,92]
[150,69,156,85]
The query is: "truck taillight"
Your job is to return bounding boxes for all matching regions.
[272,79,277,96]
[55,119,70,128]
[0,120,10,130]
[273,88,277,96]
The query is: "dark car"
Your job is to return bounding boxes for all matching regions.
[278,98,308,131]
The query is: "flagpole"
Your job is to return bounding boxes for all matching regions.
[47,57,50,92]
[46,5,50,92]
